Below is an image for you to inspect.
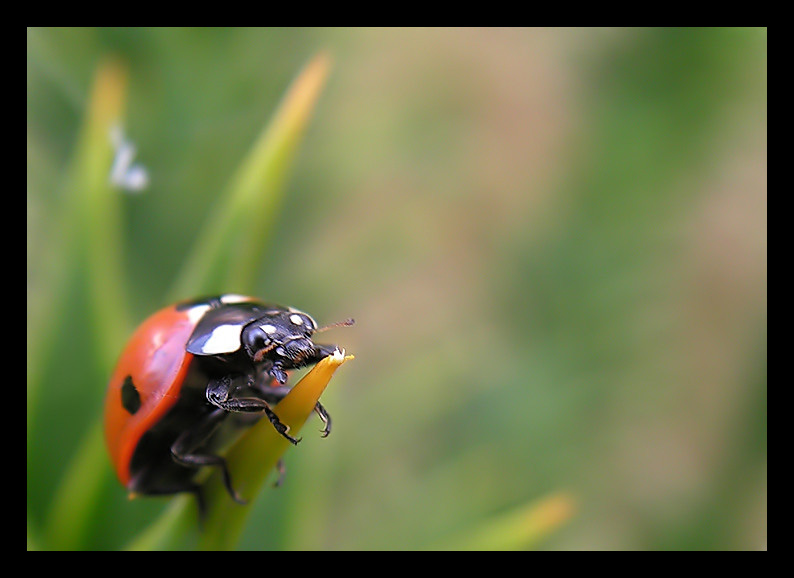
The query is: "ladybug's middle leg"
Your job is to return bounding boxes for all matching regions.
[206,374,300,445]
[256,382,332,438]
[236,382,332,488]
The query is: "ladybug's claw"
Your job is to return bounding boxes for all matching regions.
[314,401,332,438]
[275,422,301,445]
[266,409,300,445]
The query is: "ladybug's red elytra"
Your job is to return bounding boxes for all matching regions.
[104,294,352,509]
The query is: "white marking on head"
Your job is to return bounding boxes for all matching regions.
[261,324,277,335]
[289,314,304,325]
[286,307,317,330]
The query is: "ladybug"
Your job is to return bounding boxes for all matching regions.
[104,294,352,509]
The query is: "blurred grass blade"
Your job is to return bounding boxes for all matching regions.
[199,350,353,550]
[42,58,131,550]
[78,61,133,360]
[435,491,576,550]
[124,495,196,551]
[43,424,108,550]
[169,51,333,300]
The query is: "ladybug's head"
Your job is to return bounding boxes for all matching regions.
[242,309,353,384]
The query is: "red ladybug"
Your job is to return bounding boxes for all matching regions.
[104,294,351,508]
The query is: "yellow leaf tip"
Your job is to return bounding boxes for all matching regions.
[322,347,354,366]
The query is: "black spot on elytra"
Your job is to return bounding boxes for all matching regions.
[121,375,142,414]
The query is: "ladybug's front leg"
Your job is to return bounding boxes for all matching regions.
[206,375,300,445]
[256,382,332,438]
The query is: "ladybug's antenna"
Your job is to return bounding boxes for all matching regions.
[315,318,355,334]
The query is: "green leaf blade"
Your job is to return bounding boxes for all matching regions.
[169,52,333,300]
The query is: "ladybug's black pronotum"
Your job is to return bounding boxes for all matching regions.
[104,294,352,508]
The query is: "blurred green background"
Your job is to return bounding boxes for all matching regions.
[27,28,766,550]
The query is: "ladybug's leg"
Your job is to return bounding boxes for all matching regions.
[206,375,300,445]
[302,343,337,437]
[170,407,247,505]
[257,383,332,437]
[313,401,332,438]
